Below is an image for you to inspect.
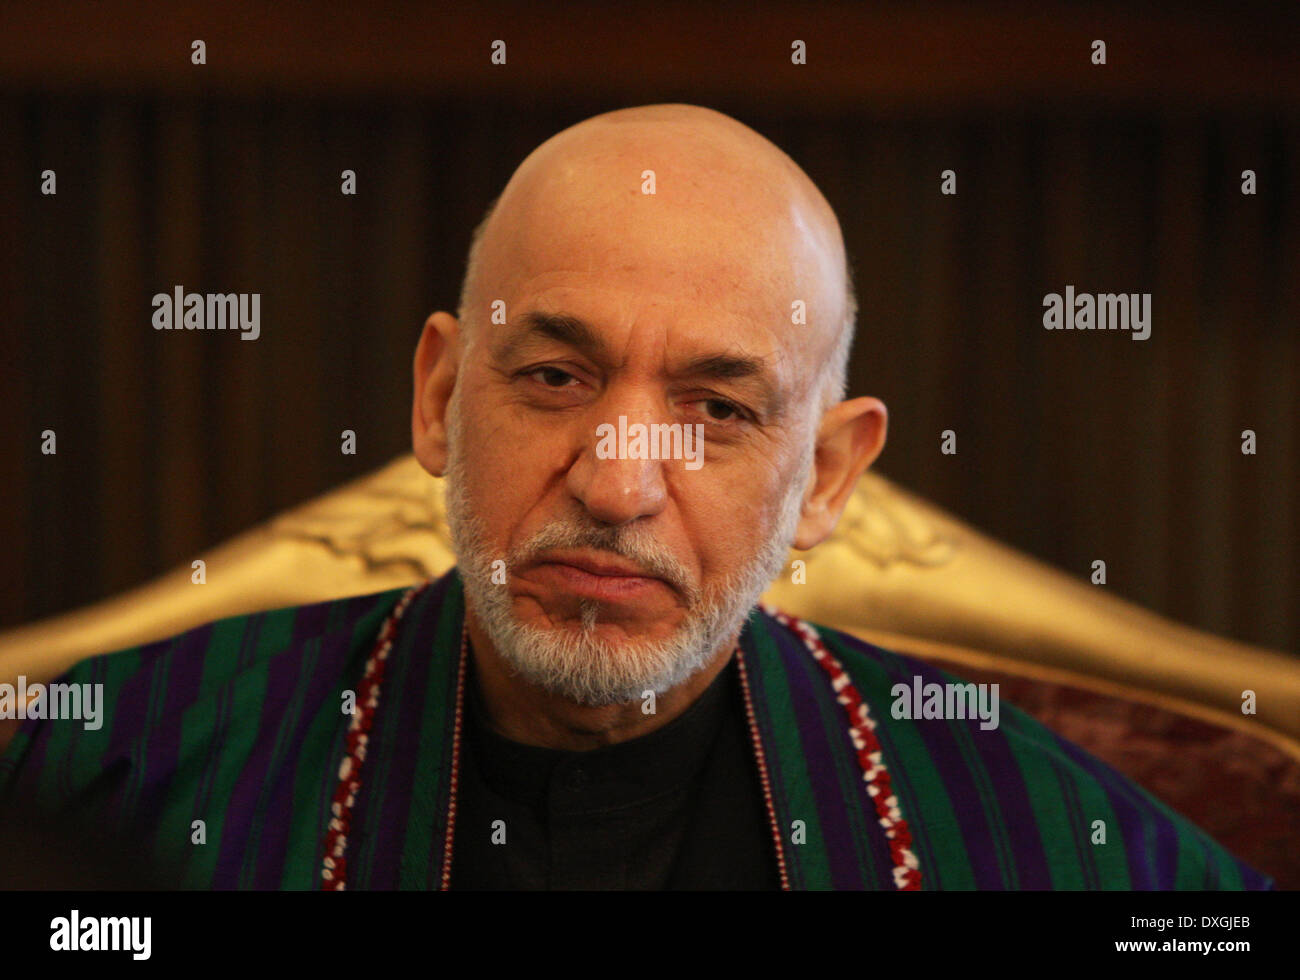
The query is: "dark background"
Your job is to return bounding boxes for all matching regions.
[1,2,1296,655]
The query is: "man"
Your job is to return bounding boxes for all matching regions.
[0,104,1273,890]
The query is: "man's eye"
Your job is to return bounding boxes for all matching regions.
[698,398,744,422]
[527,366,580,388]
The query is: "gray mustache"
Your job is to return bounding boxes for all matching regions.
[513,521,699,602]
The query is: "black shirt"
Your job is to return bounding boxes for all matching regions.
[450,656,780,890]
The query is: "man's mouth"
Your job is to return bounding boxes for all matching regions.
[526,550,673,604]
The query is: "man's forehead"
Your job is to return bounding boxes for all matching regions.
[488,198,837,342]
[498,194,815,291]
[466,108,849,410]
[482,115,843,307]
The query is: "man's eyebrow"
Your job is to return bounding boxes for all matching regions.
[676,352,769,384]
[496,311,612,362]
[680,353,785,417]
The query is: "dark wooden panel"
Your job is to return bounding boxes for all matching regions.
[0,2,1296,112]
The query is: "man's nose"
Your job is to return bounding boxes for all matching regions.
[565,414,670,526]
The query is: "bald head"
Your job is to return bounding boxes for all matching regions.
[413,104,888,713]
[457,104,855,414]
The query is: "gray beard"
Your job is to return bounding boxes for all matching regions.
[442,391,810,706]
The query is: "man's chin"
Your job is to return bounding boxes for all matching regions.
[511,612,683,652]
[510,589,689,637]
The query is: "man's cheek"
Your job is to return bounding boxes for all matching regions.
[475,410,573,468]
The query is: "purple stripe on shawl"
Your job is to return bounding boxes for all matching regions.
[962,723,1055,889]
[212,599,334,888]
[768,618,888,889]
[351,574,454,889]
[250,595,378,889]
[883,658,1008,889]
[102,633,192,827]
[132,623,212,837]
[1053,735,1175,889]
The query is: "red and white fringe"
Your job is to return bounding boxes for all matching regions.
[761,603,923,890]
[320,582,430,890]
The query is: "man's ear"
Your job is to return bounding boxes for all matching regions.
[793,396,888,550]
[411,311,461,476]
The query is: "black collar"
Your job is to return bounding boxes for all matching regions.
[463,651,734,815]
